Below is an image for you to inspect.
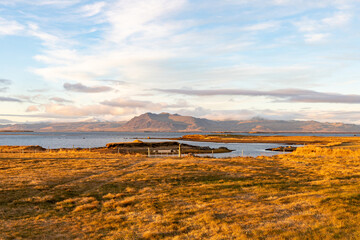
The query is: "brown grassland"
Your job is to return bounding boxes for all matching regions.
[176,134,360,145]
[1,140,360,239]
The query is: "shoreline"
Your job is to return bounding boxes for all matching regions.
[0,141,232,155]
[2,129,360,133]
[170,134,360,145]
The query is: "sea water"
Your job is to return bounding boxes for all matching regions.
[0,131,354,157]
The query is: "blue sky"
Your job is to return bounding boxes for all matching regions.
[1,0,360,124]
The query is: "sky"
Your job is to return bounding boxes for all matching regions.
[1,0,360,124]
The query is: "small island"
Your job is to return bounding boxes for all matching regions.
[266,146,298,152]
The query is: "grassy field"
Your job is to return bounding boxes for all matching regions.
[1,144,360,239]
[176,134,360,145]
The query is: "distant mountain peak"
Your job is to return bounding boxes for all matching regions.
[251,116,267,121]
[118,112,360,132]
[1,112,360,132]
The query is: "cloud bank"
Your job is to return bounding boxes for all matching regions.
[63,83,113,93]
[0,79,12,85]
[157,88,360,104]
[50,97,73,103]
[1,0,360,123]
[0,97,22,102]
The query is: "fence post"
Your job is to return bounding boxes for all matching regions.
[148,147,150,157]
[178,144,181,158]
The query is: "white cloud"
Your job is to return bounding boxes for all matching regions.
[32,0,189,83]
[50,97,72,103]
[0,0,81,7]
[101,97,161,109]
[34,49,79,65]
[304,33,329,43]
[0,17,24,35]
[224,0,358,9]
[296,12,351,32]
[79,1,106,17]
[100,97,188,111]
[29,0,81,6]
[2,0,360,124]
[295,18,319,32]
[44,103,130,116]
[27,23,62,47]
[271,0,356,8]
[241,21,280,31]
[295,11,352,43]
[322,12,351,27]
[105,0,186,43]
[26,105,39,112]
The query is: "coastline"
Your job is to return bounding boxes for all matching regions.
[0,141,232,155]
[171,134,360,145]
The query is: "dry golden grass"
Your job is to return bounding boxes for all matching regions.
[1,144,360,239]
[179,134,360,145]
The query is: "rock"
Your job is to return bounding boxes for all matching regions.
[266,146,297,152]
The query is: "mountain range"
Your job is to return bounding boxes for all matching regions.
[1,112,360,132]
